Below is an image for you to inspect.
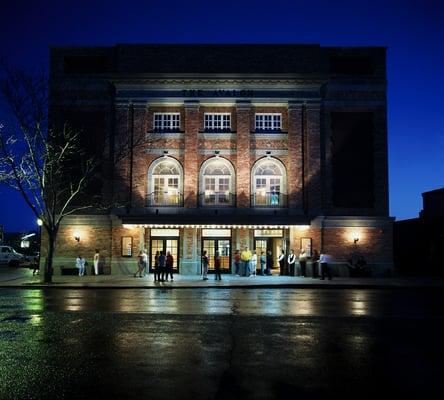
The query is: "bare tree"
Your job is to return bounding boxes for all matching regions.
[0,65,96,283]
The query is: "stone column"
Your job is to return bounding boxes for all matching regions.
[287,102,304,211]
[236,101,251,207]
[181,227,199,274]
[184,101,200,208]
[305,103,322,214]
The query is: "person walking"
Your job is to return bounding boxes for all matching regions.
[93,249,100,276]
[265,250,273,275]
[157,251,166,282]
[299,249,307,277]
[287,249,296,276]
[278,250,286,276]
[312,249,320,278]
[134,251,144,278]
[260,251,266,275]
[202,250,209,280]
[240,246,252,277]
[165,251,174,281]
[76,256,85,277]
[234,250,240,276]
[214,251,222,280]
[320,253,332,280]
[141,250,148,277]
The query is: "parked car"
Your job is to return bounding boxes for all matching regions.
[0,245,25,267]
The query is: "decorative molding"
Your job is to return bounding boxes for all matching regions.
[145,148,184,156]
[199,149,236,156]
[148,132,184,140]
[199,133,237,140]
[251,133,288,140]
[252,149,288,156]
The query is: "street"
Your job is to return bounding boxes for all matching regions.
[0,288,443,399]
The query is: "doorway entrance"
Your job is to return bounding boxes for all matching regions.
[150,238,179,273]
[253,229,286,272]
[202,238,231,273]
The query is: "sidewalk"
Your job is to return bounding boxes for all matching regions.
[1,268,444,289]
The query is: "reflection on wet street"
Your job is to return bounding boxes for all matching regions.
[1,288,443,399]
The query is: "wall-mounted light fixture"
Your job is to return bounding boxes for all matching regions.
[74,233,80,242]
[353,237,359,245]
[163,150,169,157]
[214,150,220,157]
[266,150,271,158]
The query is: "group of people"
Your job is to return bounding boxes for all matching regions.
[75,249,100,277]
[201,250,222,280]
[134,250,175,281]
[232,247,333,280]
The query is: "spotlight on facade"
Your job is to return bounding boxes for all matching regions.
[74,233,81,242]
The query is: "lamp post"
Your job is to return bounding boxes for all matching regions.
[37,218,43,273]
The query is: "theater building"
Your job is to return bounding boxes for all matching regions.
[46,44,394,276]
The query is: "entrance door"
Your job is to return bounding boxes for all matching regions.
[202,238,231,273]
[150,238,179,272]
[254,238,283,271]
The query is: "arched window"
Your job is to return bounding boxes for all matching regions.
[251,157,287,206]
[148,157,183,206]
[200,157,235,206]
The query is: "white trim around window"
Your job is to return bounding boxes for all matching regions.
[204,113,231,131]
[255,113,282,131]
[153,113,181,131]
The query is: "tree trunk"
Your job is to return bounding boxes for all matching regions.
[43,227,58,283]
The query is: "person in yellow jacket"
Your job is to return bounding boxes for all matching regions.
[240,246,252,277]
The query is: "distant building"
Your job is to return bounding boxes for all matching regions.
[394,188,444,276]
[45,44,393,276]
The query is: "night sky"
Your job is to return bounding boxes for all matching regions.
[1,0,443,232]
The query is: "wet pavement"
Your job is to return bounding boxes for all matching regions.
[0,288,443,399]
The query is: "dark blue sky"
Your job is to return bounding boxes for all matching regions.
[1,0,443,232]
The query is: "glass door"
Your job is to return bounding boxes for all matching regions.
[202,238,231,273]
[150,238,179,272]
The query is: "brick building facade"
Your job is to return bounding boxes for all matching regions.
[46,44,394,276]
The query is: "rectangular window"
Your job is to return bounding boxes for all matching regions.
[153,113,180,131]
[255,113,282,131]
[204,113,231,131]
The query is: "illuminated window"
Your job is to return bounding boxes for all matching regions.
[148,157,183,206]
[255,113,281,131]
[153,113,180,131]
[200,157,235,205]
[251,157,287,206]
[204,113,231,131]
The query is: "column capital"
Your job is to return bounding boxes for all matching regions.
[236,100,251,110]
[184,100,200,110]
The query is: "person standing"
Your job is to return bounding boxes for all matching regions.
[260,251,266,275]
[157,251,166,282]
[250,250,257,276]
[299,249,307,277]
[278,250,286,276]
[165,251,174,281]
[287,249,296,276]
[312,249,320,278]
[265,250,273,275]
[240,247,252,277]
[234,250,240,276]
[214,251,222,280]
[320,253,332,280]
[76,256,85,277]
[93,249,100,276]
[202,251,209,280]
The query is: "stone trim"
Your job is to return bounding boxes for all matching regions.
[148,132,184,139]
[251,133,288,140]
[145,148,184,156]
[251,149,288,156]
[199,132,237,140]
